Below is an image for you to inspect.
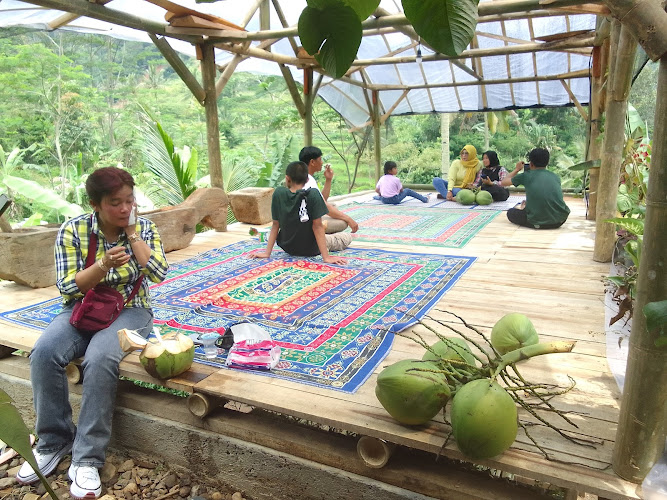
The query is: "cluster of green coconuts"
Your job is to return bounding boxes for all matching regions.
[375,313,540,460]
[456,188,493,205]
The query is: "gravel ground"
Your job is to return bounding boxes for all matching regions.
[0,451,250,500]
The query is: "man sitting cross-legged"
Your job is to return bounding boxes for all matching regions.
[299,146,359,234]
[249,161,351,264]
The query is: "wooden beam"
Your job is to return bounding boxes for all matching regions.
[145,0,244,31]
[349,89,410,132]
[21,0,200,42]
[372,90,381,182]
[271,0,299,56]
[149,33,206,104]
[350,37,595,67]
[200,43,223,190]
[47,0,113,29]
[603,0,667,61]
[560,79,588,121]
[279,64,306,118]
[303,68,313,146]
[240,0,265,28]
[215,53,243,97]
[213,42,309,67]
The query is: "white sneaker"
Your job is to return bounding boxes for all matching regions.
[16,442,72,484]
[68,464,102,499]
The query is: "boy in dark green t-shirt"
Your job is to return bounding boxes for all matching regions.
[501,148,570,229]
[250,161,350,264]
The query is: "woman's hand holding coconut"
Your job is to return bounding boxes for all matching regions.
[17,167,169,499]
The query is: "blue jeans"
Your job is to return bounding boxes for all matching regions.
[30,305,153,467]
[380,188,428,204]
[432,178,461,198]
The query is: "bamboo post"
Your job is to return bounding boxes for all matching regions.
[303,68,313,146]
[372,90,381,182]
[612,55,667,483]
[441,113,450,177]
[586,37,609,220]
[200,43,224,190]
[593,23,636,262]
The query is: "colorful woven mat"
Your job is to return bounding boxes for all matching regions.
[341,205,499,247]
[0,241,475,393]
[357,195,524,211]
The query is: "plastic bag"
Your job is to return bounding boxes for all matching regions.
[225,323,281,370]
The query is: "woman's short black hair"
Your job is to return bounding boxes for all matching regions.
[86,166,134,206]
[384,161,397,174]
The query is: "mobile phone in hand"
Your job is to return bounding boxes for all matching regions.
[523,163,530,172]
[128,205,136,225]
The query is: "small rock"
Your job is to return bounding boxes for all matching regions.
[231,493,244,500]
[134,459,156,469]
[23,494,40,500]
[122,481,138,495]
[100,462,117,483]
[35,481,46,495]
[178,485,191,497]
[7,465,21,477]
[56,458,71,472]
[163,473,177,489]
[117,459,135,473]
[0,476,17,488]
[99,495,116,500]
[210,493,224,500]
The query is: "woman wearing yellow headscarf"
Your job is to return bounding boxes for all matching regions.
[433,145,483,200]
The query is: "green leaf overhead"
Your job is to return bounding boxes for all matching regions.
[299,3,362,78]
[402,0,479,56]
[308,0,380,20]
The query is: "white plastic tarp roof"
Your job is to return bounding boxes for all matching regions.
[0,0,595,127]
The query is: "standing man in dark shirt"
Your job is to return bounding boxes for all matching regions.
[501,148,570,229]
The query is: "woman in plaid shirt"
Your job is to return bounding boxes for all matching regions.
[17,167,168,499]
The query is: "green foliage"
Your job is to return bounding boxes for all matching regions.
[402,0,478,56]
[0,389,58,499]
[643,300,667,348]
[299,3,363,78]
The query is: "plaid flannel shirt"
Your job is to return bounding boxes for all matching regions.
[55,212,169,307]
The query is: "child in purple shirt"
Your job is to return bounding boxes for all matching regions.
[375,161,429,205]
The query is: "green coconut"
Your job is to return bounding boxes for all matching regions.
[475,190,493,205]
[422,337,476,367]
[375,359,451,425]
[490,313,539,354]
[118,328,195,380]
[450,379,518,459]
[455,189,476,205]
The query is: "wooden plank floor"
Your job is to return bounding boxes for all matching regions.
[0,195,639,499]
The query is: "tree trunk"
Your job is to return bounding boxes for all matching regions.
[612,53,667,483]
[441,113,450,177]
[373,90,381,182]
[593,22,636,262]
[602,0,667,61]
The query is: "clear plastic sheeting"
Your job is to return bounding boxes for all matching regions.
[0,0,595,126]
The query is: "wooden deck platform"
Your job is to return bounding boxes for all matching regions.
[0,195,641,499]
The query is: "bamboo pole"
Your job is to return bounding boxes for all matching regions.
[303,68,313,146]
[372,90,381,182]
[441,113,450,177]
[586,36,609,220]
[200,43,224,190]
[215,53,243,97]
[593,22,636,262]
[612,55,667,482]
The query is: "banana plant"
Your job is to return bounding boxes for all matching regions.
[1,144,84,222]
[0,390,58,499]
